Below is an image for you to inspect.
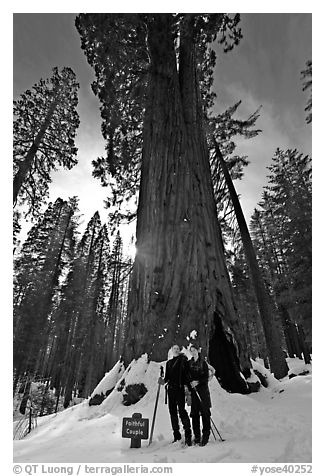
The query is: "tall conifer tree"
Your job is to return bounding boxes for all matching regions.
[13,67,80,216]
[76,13,250,393]
[13,197,79,388]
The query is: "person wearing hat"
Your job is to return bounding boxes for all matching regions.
[188,343,212,446]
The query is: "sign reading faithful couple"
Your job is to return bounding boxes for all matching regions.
[122,413,149,448]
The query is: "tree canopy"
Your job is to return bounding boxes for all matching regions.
[76,14,248,228]
[13,67,80,217]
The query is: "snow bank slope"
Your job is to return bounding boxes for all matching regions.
[13,357,311,463]
[90,359,125,400]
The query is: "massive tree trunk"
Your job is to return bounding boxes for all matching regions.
[214,142,289,379]
[124,14,249,393]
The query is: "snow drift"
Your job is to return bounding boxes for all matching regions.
[89,359,125,406]
[13,356,311,463]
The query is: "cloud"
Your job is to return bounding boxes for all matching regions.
[215,81,307,222]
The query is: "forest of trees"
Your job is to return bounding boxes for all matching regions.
[13,198,131,413]
[13,14,312,416]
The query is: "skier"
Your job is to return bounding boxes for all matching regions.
[158,344,192,446]
[188,343,212,446]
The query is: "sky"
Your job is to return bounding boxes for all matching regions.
[13,12,312,245]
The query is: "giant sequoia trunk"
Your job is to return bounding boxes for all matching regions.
[124,15,249,393]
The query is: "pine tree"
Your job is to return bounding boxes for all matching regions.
[49,256,87,408]
[250,199,296,358]
[267,149,312,351]
[211,141,289,378]
[79,223,111,398]
[230,246,268,364]
[250,149,312,362]
[13,197,79,388]
[47,214,126,404]
[208,101,261,233]
[62,212,103,403]
[104,231,123,370]
[14,205,134,406]
[13,67,80,216]
[114,258,132,361]
[76,13,250,393]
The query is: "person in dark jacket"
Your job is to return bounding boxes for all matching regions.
[188,343,212,446]
[159,344,192,445]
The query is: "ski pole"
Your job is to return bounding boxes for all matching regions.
[148,365,164,446]
[210,424,217,441]
[210,414,225,442]
[193,387,217,441]
[193,387,225,442]
[191,387,216,441]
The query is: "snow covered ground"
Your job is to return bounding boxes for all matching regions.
[13,356,312,463]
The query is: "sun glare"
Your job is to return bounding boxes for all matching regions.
[126,242,137,260]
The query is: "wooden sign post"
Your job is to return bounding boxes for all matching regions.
[122,413,149,448]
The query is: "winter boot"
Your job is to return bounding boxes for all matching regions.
[184,429,192,446]
[172,430,182,443]
[200,434,209,447]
